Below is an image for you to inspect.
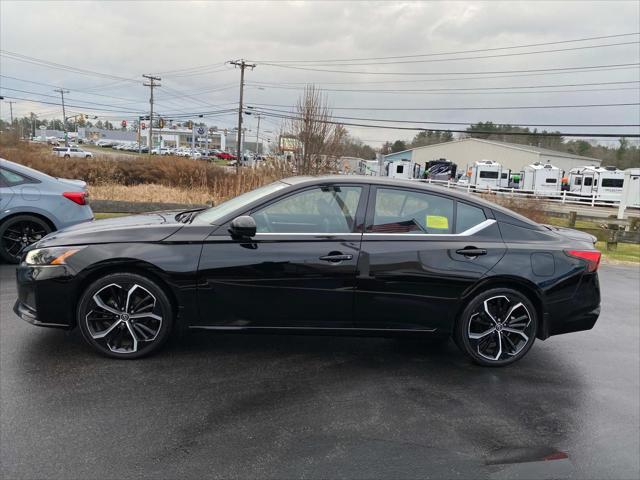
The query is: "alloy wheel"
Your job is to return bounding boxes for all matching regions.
[1,220,49,261]
[85,283,163,354]
[467,295,534,362]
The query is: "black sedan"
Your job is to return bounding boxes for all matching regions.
[13,176,601,366]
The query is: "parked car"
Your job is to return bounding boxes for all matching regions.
[14,176,601,364]
[0,158,93,263]
[52,147,93,159]
[216,152,236,160]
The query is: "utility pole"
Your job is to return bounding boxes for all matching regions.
[30,112,37,139]
[142,74,161,155]
[229,59,255,172]
[254,113,262,156]
[7,101,15,125]
[54,89,69,146]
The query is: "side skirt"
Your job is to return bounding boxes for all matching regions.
[188,325,439,338]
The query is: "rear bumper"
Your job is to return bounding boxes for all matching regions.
[544,271,601,338]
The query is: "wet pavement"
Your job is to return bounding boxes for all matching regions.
[1,263,639,479]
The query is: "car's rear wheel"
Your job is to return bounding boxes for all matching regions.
[64,154,70,158]
[0,215,52,263]
[77,273,174,359]
[455,288,537,367]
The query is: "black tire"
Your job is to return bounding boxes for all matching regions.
[77,273,174,359]
[85,155,91,159]
[454,288,537,367]
[0,215,52,263]
[64,154,70,158]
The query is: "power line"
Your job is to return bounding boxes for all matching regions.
[259,61,640,76]
[256,41,639,67]
[250,101,640,111]
[244,65,640,85]
[250,106,640,128]
[253,110,640,137]
[250,31,640,63]
[0,50,139,83]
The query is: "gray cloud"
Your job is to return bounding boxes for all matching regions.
[1,0,638,146]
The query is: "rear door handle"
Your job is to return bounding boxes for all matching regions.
[319,253,353,262]
[455,247,487,257]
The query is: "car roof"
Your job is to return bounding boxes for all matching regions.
[0,158,53,182]
[280,175,543,230]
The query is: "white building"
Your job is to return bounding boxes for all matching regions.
[142,127,227,150]
[384,138,602,174]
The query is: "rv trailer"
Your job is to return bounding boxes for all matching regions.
[568,166,625,201]
[521,162,562,193]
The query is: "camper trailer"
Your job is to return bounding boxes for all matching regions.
[568,166,625,201]
[386,159,422,179]
[521,162,562,193]
[467,160,508,189]
[424,159,457,181]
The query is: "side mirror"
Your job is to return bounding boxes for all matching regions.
[229,215,256,239]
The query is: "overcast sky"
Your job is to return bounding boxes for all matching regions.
[1,0,639,146]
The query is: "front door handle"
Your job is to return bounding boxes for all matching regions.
[455,247,487,257]
[319,253,353,262]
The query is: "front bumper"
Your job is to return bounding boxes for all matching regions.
[14,264,76,329]
[13,299,70,328]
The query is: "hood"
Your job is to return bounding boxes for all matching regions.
[35,211,185,248]
[543,224,597,246]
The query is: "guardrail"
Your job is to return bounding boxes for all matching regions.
[407,178,639,212]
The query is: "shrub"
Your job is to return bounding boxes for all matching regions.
[0,141,294,203]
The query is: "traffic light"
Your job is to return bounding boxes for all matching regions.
[186,121,193,129]
[159,118,165,128]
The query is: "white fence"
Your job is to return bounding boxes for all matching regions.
[406,178,640,212]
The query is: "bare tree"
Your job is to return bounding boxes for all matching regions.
[283,85,346,174]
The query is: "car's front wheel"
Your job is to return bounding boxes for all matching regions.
[455,288,537,367]
[0,215,52,263]
[77,273,174,359]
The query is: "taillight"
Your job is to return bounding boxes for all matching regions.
[63,191,87,206]
[565,250,601,272]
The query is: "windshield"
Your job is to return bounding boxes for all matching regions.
[193,181,288,224]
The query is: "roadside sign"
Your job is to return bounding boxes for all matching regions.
[197,127,205,135]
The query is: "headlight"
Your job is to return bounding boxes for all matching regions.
[24,247,85,265]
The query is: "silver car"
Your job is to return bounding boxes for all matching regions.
[0,158,94,263]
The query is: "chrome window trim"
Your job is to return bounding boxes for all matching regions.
[363,219,496,237]
[253,232,362,238]
[248,219,495,238]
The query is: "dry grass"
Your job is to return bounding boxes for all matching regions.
[0,140,294,203]
[90,184,214,204]
[481,194,549,224]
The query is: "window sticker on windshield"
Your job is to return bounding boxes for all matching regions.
[426,215,449,230]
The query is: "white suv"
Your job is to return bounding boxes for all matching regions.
[53,147,93,159]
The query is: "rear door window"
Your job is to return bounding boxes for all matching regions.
[369,188,454,234]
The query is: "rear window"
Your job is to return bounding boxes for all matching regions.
[574,177,582,185]
[479,171,499,179]
[584,177,593,186]
[601,178,623,188]
[545,178,557,184]
[0,168,35,186]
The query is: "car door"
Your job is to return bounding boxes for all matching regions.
[197,183,367,329]
[354,186,506,333]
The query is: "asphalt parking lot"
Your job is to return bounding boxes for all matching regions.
[1,263,638,480]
